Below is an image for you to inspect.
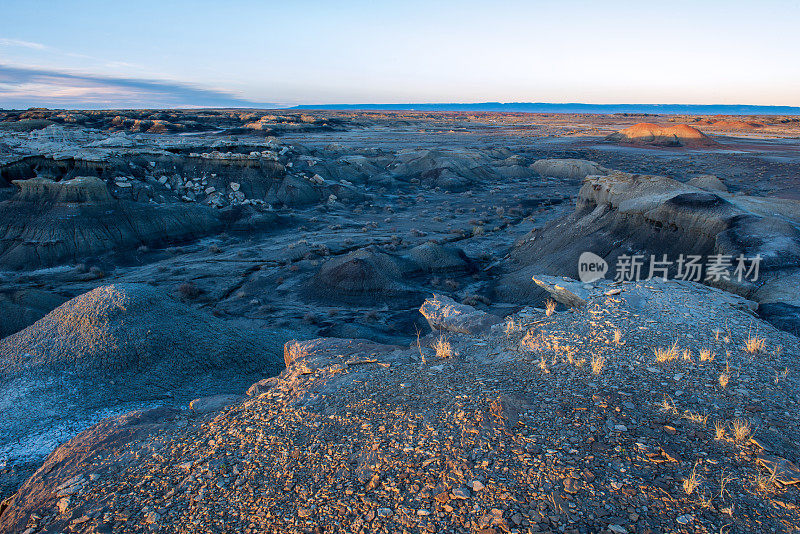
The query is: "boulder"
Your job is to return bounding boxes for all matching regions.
[246,377,279,396]
[419,294,503,335]
[531,275,588,308]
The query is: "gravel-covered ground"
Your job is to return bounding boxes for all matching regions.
[4,277,799,534]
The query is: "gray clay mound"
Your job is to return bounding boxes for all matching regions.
[389,149,495,191]
[0,283,282,375]
[306,248,422,305]
[0,283,287,476]
[407,242,474,273]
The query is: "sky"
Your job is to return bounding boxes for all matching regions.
[1,0,799,108]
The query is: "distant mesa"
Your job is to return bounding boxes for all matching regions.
[702,119,765,130]
[605,123,718,147]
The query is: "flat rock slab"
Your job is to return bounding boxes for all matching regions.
[189,394,245,414]
[531,275,589,308]
[758,454,800,485]
[419,294,502,335]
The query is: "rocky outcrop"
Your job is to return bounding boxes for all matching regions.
[498,171,800,332]
[12,176,112,202]
[606,123,718,147]
[704,119,764,130]
[0,177,223,268]
[531,158,610,181]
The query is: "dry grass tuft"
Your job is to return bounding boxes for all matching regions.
[683,465,703,495]
[684,410,708,427]
[659,395,678,415]
[285,341,308,364]
[613,329,623,345]
[775,367,789,384]
[714,421,727,441]
[545,299,557,317]
[590,354,605,375]
[504,318,521,337]
[432,335,454,359]
[753,473,778,495]
[699,348,714,362]
[744,334,765,354]
[731,418,752,442]
[653,342,680,363]
[177,282,201,300]
[719,370,730,389]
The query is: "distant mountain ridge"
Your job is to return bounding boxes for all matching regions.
[291,102,800,115]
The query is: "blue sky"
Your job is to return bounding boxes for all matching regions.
[1,0,799,108]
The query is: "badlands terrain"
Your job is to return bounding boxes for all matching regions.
[0,109,799,533]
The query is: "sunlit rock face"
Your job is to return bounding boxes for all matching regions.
[606,122,718,147]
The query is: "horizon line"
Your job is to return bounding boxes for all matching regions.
[4,101,800,115]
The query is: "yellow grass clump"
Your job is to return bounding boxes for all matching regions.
[731,418,751,442]
[744,334,765,354]
[699,348,714,362]
[433,335,454,359]
[591,354,605,375]
[683,466,703,495]
[653,342,680,363]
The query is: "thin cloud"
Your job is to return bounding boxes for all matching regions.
[0,38,46,50]
[0,65,272,109]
